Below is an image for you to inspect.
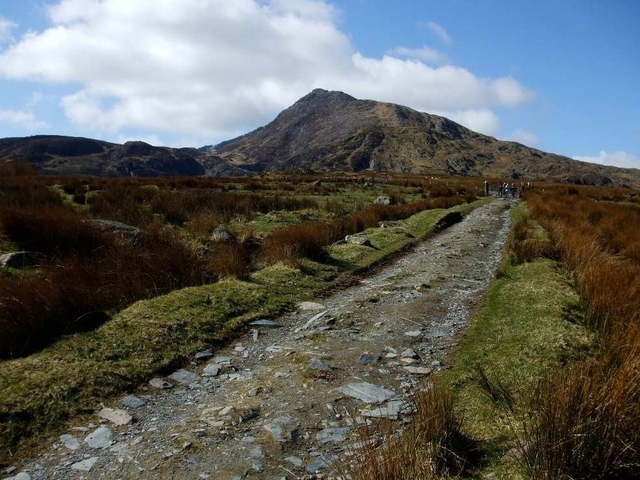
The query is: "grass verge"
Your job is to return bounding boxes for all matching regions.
[0,198,490,465]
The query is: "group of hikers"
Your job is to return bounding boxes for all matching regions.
[483,180,526,198]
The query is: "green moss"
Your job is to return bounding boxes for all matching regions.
[443,259,592,478]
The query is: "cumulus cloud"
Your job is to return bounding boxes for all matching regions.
[0,108,49,131]
[508,129,538,146]
[390,46,446,64]
[425,21,451,46]
[0,0,534,144]
[573,151,640,170]
[435,109,502,136]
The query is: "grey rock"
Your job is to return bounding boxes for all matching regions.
[86,219,141,237]
[356,353,380,364]
[84,427,113,449]
[0,252,40,269]
[361,400,405,420]
[401,349,419,359]
[214,355,232,364]
[337,382,396,404]
[97,408,132,426]
[404,330,422,337]
[5,473,31,480]
[374,195,392,205]
[195,349,213,360]
[71,457,98,472]
[263,418,296,443]
[309,359,332,372]
[403,366,432,375]
[316,427,350,445]
[59,433,80,451]
[203,364,221,377]
[249,319,283,328]
[169,369,199,385]
[297,301,326,311]
[346,235,374,247]
[149,378,173,389]
[122,395,146,409]
[285,456,304,467]
[248,446,264,459]
[307,453,337,473]
[209,225,236,243]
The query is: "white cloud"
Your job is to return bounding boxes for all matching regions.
[0,108,49,131]
[0,15,17,42]
[390,46,446,64]
[573,151,640,170]
[508,129,538,146]
[425,21,451,46]
[435,109,502,136]
[0,0,534,145]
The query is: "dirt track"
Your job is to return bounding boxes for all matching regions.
[8,199,513,480]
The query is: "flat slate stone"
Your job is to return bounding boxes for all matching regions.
[9,473,31,480]
[307,453,337,473]
[356,354,380,365]
[214,355,232,364]
[316,427,350,445]
[337,382,396,404]
[149,378,173,389]
[169,369,199,385]
[203,364,221,377]
[71,457,98,472]
[60,434,80,451]
[285,456,304,467]
[194,349,213,360]
[84,427,113,449]
[361,400,405,420]
[97,408,132,426]
[297,301,327,311]
[249,319,283,328]
[401,348,418,359]
[309,359,332,372]
[122,395,146,409]
[404,330,423,337]
[403,366,432,375]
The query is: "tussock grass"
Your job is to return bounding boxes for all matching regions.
[349,383,477,480]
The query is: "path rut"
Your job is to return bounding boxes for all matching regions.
[7,199,513,480]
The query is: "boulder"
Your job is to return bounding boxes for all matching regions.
[374,195,392,205]
[209,225,236,243]
[0,251,40,269]
[85,219,141,238]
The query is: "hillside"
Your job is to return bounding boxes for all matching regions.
[214,89,640,187]
[1,90,640,187]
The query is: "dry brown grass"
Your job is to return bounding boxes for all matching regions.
[520,190,640,479]
[349,383,477,480]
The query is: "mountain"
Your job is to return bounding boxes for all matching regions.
[1,90,639,187]
[0,136,212,177]
[214,89,640,187]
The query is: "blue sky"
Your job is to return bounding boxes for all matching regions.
[0,0,638,169]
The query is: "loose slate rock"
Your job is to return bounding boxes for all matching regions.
[309,359,332,372]
[307,453,337,473]
[337,382,396,404]
[169,369,199,385]
[203,364,221,377]
[297,301,327,311]
[59,434,81,451]
[361,400,405,420]
[401,348,419,359]
[194,349,213,360]
[7,473,31,480]
[356,354,380,365]
[403,366,432,375]
[122,395,146,409]
[149,378,173,389]
[316,427,350,445]
[249,319,283,328]
[404,330,422,337]
[71,457,98,472]
[84,427,113,449]
[98,408,132,426]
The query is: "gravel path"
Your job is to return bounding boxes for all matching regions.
[6,199,513,480]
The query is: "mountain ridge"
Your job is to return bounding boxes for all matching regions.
[1,89,639,187]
